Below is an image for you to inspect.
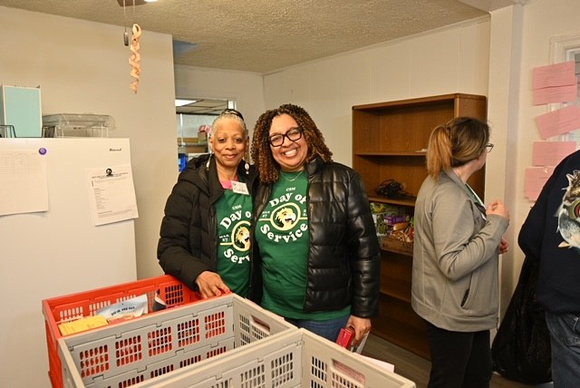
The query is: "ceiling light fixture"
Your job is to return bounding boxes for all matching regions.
[116,0,157,6]
[175,99,197,107]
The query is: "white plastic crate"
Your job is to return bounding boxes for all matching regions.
[58,294,294,387]
[132,328,416,388]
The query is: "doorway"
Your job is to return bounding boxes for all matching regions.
[175,98,234,171]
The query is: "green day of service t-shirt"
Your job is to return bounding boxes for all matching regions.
[215,182,252,298]
[255,171,348,320]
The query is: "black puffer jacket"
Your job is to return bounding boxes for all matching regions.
[157,154,257,292]
[252,157,381,318]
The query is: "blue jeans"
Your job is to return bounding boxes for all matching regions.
[545,310,580,387]
[285,315,349,342]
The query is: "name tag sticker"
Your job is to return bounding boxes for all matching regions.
[232,181,250,195]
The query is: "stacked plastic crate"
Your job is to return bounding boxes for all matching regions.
[45,276,416,388]
[42,275,201,387]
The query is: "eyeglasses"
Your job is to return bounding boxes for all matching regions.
[485,143,494,153]
[269,127,303,147]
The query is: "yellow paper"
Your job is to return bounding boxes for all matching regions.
[58,315,109,336]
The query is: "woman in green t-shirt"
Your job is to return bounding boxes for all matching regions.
[158,109,256,299]
[251,104,380,345]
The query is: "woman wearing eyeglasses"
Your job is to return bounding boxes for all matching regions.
[250,103,380,345]
[158,109,257,299]
[411,116,510,388]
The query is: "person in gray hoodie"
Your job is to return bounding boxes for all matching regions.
[411,117,510,388]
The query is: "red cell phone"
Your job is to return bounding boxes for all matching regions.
[336,326,369,353]
[336,327,355,348]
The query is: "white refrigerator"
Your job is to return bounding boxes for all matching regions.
[0,138,137,387]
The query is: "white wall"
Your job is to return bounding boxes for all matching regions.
[174,65,265,139]
[485,4,524,311]
[263,18,491,166]
[0,7,177,282]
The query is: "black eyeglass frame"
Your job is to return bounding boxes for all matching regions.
[485,143,494,153]
[268,127,303,147]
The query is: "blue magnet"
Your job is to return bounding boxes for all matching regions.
[39,147,47,155]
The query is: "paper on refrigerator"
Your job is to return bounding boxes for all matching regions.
[0,148,49,216]
[86,164,139,226]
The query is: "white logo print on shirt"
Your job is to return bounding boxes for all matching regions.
[259,191,307,243]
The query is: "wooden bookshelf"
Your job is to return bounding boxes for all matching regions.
[353,93,487,359]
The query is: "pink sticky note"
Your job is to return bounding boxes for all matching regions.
[533,83,578,105]
[532,141,577,166]
[535,105,580,139]
[533,61,577,89]
[525,167,555,201]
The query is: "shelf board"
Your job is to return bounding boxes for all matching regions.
[368,196,416,207]
[352,93,486,112]
[382,247,413,257]
[380,281,411,303]
[355,151,426,157]
[380,238,413,257]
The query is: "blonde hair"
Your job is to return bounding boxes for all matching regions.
[426,117,490,179]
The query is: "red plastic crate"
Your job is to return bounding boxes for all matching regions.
[58,294,295,387]
[42,275,200,388]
